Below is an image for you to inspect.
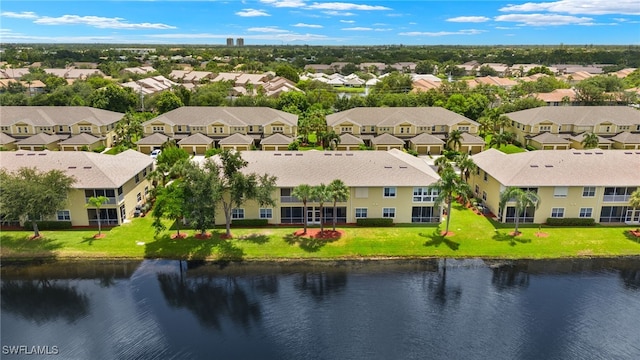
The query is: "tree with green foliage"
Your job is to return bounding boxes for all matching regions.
[0,168,75,238]
[115,112,144,148]
[499,187,541,235]
[156,145,190,170]
[581,132,599,149]
[89,84,138,113]
[183,159,222,236]
[446,130,463,151]
[429,167,472,236]
[292,184,313,234]
[275,64,300,83]
[373,72,412,94]
[86,196,109,236]
[217,150,277,237]
[152,180,188,237]
[155,91,184,114]
[628,189,640,223]
[455,153,477,182]
[526,66,554,76]
[328,179,350,231]
[311,184,331,233]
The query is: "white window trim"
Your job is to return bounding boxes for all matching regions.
[259,208,273,219]
[57,210,71,221]
[551,207,565,218]
[232,208,245,219]
[582,186,596,198]
[553,186,568,198]
[383,187,397,198]
[355,208,368,219]
[579,207,593,218]
[382,207,396,218]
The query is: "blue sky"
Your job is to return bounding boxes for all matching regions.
[1,1,639,45]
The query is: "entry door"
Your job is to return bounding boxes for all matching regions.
[307,207,321,224]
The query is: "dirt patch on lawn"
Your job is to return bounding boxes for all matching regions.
[440,231,455,237]
[535,232,549,238]
[293,229,344,240]
[93,234,107,239]
[194,233,212,240]
[170,233,189,240]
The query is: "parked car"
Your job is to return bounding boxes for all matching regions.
[150,149,162,159]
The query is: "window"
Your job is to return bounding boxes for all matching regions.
[152,126,164,132]
[355,188,369,198]
[232,208,244,219]
[57,210,71,221]
[412,206,438,223]
[272,126,284,133]
[475,185,479,195]
[582,187,596,197]
[458,126,469,132]
[355,208,368,218]
[144,186,149,195]
[579,208,593,218]
[135,174,140,183]
[259,208,273,219]
[136,193,142,202]
[482,191,487,201]
[483,171,488,182]
[553,187,568,198]
[382,208,395,218]
[413,187,438,202]
[383,187,396,198]
[551,208,564,218]
[539,125,551,132]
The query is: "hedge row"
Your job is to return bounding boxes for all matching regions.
[231,219,269,227]
[356,218,394,227]
[23,221,73,230]
[545,218,596,226]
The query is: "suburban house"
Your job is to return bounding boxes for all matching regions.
[504,106,640,150]
[0,150,154,227]
[326,107,484,154]
[468,149,640,224]
[139,107,298,154]
[0,106,124,150]
[207,149,442,225]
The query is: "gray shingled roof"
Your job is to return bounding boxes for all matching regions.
[0,133,16,145]
[460,132,486,145]
[371,133,405,145]
[16,133,67,145]
[58,133,102,145]
[216,149,440,187]
[472,148,640,187]
[143,107,298,128]
[177,133,214,145]
[326,107,479,127]
[339,133,365,145]
[218,133,254,145]
[409,133,445,145]
[610,131,640,144]
[505,106,640,126]
[0,106,124,127]
[565,132,612,144]
[530,132,571,144]
[0,150,153,188]
[260,133,294,145]
[136,133,169,145]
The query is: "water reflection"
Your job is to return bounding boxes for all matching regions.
[620,269,640,290]
[1,280,90,324]
[294,272,348,301]
[491,265,530,291]
[427,259,462,306]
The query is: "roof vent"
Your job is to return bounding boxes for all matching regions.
[274,153,281,156]
[595,152,603,155]
[530,164,539,168]
[68,166,77,169]
[572,152,580,155]
[624,152,632,155]
[399,166,408,169]
[346,153,354,156]
[545,165,553,168]
[284,153,292,156]
[27,153,35,156]
[584,152,592,155]
[16,154,24,156]
[38,153,46,156]
[335,153,342,156]
[295,153,303,156]
[384,165,392,169]
[324,153,332,156]
[83,166,92,169]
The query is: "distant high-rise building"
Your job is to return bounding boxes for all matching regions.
[236,38,244,46]
[226,38,234,46]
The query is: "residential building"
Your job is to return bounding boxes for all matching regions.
[121,76,178,95]
[469,149,640,224]
[139,107,297,153]
[326,107,483,154]
[504,106,640,149]
[0,106,124,149]
[207,149,442,225]
[532,88,577,106]
[0,150,154,227]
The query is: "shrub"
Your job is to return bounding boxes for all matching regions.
[405,148,419,157]
[287,141,300,150]
[356,218,394,227]
[204,148,222,158]
[232,219,269,227]
[545,218,596,226]
[23,221,73,230]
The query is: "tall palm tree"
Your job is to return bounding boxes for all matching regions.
[455,153,477,182]
[429,167,472,236]
[292,184,313,234]
[86,196,109,236]
[328,179,350,231]
[311,184,330,233]
[446,130,463,152]
[499,187,541,235]
[581,132,599,149]
[628,189,640,223]
[434,156,453,175]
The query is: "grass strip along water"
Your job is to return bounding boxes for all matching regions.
[2,204,639,262]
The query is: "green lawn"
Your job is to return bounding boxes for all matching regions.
[2,204,639,261]
[484,134,527,154]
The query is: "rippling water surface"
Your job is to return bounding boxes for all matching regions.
[2,258,639,360]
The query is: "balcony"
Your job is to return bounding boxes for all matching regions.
[603,195,631,202]
[280,196,301,203]
[85,196,123,205]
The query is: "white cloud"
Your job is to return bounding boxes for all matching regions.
[499,0,640,16]
[235,9,270,17]
[1,11,39,19]
[307,2,391,11]
[323,11,355,16]
[247,27,289,33]
[146,32,330,43]
[342,27,373,31]
[340,20,355,23]
[34,15,176,29]
[292,23,323,28]
[495,13,595,26]
[399,29,485,36]
[260,0,307,7]
[447,16,491,23]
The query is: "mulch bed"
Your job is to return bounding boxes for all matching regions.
[535,232,549,238]
[629,230,640,238]
[93,234,106,239]
[508,231,523,237]
[293,228,344,240]
[440,231,455,237]
[194,233,212,240]
[170,233,189,240]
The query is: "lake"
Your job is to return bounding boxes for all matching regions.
[2,258,639,360]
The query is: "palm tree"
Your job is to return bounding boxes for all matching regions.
[446,130,463,152]
[434,156,453,175]
[429,167,472,236]
[292,184,313,234]
[328,179,350,231]
[86,196,109,236]
[499,187,541,235]
[581,132,599,149]
[629,189,640,223]
[311,184,330,233]
[455,153,477,182]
